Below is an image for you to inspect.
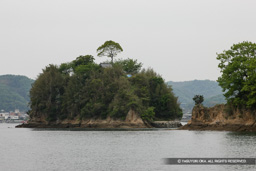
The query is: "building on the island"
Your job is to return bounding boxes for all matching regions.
[100,63,112,68]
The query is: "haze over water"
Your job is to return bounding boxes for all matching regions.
[1,124,256,171]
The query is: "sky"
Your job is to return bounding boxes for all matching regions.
[1,0,256,82]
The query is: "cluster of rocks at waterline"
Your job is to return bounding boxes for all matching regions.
[16,110,149,128]
[16,109,182,129]
[180,104,256,131]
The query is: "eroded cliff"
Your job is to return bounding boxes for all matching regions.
[16,109,152,128]
[180,104,256,131]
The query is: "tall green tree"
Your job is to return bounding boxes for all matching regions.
[97,40,123,63]
[217,41,256,108]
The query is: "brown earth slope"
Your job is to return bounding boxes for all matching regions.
[180,104,256,131]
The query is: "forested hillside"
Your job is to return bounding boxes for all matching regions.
[29,55,183,122]
[167,80,226,113]
[0,75,34,112]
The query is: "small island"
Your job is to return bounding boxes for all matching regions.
[181,41,256,132]
[180,104,256,131]
[17,41,182,128]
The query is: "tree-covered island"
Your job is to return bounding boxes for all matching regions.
[19,41,182,128]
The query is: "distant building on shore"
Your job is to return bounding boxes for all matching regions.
[0,109,29,123]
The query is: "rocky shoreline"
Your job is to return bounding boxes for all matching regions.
[16,110,150,128]
[180,122,256,131]
[15,122,151,129]
[16,120,183,129]
[16,110,182,129]
[180,104,256,132]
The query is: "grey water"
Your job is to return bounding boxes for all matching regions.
[1,124,256,171]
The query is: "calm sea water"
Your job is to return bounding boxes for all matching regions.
[1,123,256,171]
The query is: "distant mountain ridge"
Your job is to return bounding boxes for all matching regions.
[167,80,226,113]
[0,75,34,112]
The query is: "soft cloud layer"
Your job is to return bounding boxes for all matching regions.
[1,0,256,81]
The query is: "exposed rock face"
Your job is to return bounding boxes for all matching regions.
[125,109,144,124]
[16,109,152,128]
[180,104,256,131]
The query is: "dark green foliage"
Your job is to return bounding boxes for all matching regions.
[217,41,256,108]
[114,58,142,74]
[193,95,204,105]
[141,107,155,121]
[29,65,65,121]
[29,55,182,121]
[130,69,183,120]
[0,75,34,112]
[59,55,99,76]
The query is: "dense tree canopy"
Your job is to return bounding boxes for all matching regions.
[29,56,182,121]
[114,58,142,74]
[217,41,256,108]
[97,40,123,63]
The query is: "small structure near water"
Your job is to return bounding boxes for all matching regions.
[151,121,182,128]
[181,113,192,122]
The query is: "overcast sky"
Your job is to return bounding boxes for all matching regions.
[1,0,256,82]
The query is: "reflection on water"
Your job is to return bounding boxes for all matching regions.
[32,128,166,132]
[227,131,256,136]
[0,123,255,171]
